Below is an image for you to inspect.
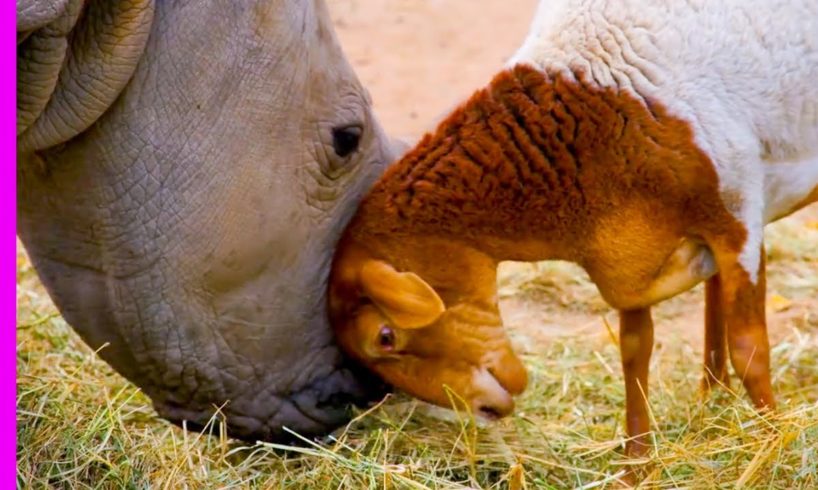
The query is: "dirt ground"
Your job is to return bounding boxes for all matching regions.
[328,0,818,350]
[330,0,540,138]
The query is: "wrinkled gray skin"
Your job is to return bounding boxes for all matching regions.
[17,0,398,441]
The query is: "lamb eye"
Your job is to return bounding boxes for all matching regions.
[332,125,362,157]
[377,325,395,349]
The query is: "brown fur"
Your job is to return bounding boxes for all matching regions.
[330,64,776,448]
[349,65,744,265]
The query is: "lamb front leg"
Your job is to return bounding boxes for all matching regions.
[619,307,654,457]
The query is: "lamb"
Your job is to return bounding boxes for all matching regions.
[328,0,818,458]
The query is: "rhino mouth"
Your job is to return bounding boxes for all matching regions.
[154,358,388,443]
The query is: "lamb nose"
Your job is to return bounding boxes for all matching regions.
[477,405,503,420]
[475,396,514,420]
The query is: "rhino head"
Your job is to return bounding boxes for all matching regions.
[17,0,396,441]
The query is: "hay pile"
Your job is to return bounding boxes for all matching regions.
[17,208,818,488]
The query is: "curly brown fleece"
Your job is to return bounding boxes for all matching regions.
[346,63,744,262]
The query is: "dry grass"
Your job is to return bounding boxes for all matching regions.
[17,208,818,489]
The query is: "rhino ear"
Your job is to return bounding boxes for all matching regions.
[359,260,445,329]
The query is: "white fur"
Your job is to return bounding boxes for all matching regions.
[508,0,818,282]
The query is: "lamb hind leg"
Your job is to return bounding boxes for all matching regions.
[619,307,654,457]
[702,274,730,392]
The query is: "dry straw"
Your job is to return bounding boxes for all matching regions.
[16,209,818,488]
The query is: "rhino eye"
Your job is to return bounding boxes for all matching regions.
[377,325,395,350]
[332,125,363,157]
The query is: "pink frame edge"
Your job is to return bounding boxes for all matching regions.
[6,1,18,486]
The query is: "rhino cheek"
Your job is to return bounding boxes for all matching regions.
[18,148,388,441]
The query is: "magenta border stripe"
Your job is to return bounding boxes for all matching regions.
[4,1,18,486]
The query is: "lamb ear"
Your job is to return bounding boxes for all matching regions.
[359,260,445,329]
